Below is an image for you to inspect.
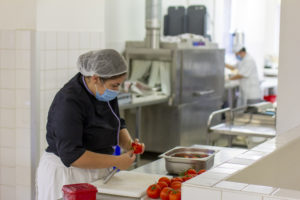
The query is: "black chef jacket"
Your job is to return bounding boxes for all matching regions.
[45,73,126,167]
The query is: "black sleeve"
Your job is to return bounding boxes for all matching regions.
[53,96,86,167]
[112,99,126,130]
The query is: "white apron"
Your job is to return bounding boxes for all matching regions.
[36,152,111,200]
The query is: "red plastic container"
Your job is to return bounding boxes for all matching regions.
[62,183,97,200]
[264,95,276,103]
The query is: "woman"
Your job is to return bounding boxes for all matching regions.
[36,49,144,200]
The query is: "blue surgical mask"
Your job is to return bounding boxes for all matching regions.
[236,54,242,61]
[95,84,119,102]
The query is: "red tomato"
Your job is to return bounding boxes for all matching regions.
[171,177,183,183]
[181,174,197,182]
[131,142,143,154]
[198,169,206,175]
[146,184,161,198]
[158,177,171,186]
[169,189,181,200]
[157,181,168,190]
[170,181,181,190]
[160,187,172,200]
[184,168,197,175]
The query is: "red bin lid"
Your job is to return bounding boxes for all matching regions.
[62,183,98,194]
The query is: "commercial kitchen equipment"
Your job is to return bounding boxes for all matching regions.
[207,102,276,148]
[120,0,225,153]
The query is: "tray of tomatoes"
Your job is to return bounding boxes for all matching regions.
[159,146,217,175]
[146,168,206,200]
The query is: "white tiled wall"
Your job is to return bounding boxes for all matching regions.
[0,30,31,200]
[37,31,104,154]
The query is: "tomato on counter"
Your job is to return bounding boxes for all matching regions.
[170,177,183,183]
[157,181,168,190]
[197,169,206,175]
[147,184,161,198]
[169,189,181,200]
[158,177,171,186]
[160,187,172,200]
[170,181,181,190]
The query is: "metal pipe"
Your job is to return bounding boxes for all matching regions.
[145,0,162,48]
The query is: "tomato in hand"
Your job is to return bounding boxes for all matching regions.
[131,141,143,154]
[169,189,181,200]
[171,177,183,183]
[146,184,161,198]
[170,181,181,190]
[160,187,172,200]
[184,168,197,175]
[157,181,168,190]
[158,177,171,186]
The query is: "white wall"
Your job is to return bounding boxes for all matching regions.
[276,0,300,134]
[36,0,105,31]
[104,0,145,52]
[0,0,36,30]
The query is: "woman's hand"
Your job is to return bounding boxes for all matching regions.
[115,150,136,170]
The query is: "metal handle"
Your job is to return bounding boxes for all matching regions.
[192,89,215,96]
[102,168,118,184]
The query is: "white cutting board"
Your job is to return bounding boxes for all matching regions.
[92,171,169,198]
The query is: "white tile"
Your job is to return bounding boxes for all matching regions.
[36,31,45,50]
[0,128,16,148]
[0,185,16,199]
[79,32,90,49]
[217,163,247,170]
[56,69,69,88]
[90,32,102,49]
[0,108,15,128]
[16,31,31,50]
[68,67,79,77]
[186,174,221,186]
[243,184,277,195]
[0,167,16,185]
[182,185,221,200]
[68,50,80,68]
[1,30,16,49]
[263,197,286,200]
[16,166,31,186]
[15,50,31,69]
[16,147,30,167]
[16,69,30,89]
[39,50,45,71]
[209,167,239,174]
[0,50,15,69]
[198,171,230,180]
[44,70,57,89]
[44,50,57,70]
[68,32,79,49]
[16,108,30,128]
[45,32,57,50]
[0,147,16,166]
[57,32,68,50]
[0,69,16,89]
[273,188,300,199]
[16,185,31,200]
[222,190,262,200]
[215,181,248,191]
[227,158,256,165]
[16,128,30,148]
[57,50,68,69]
[15,89,30,108]
[40,70,45,90]
[0,89,16,108]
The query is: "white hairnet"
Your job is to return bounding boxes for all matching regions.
[77,49,127,78]
[233,44,244,53]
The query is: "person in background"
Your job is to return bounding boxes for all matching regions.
[36,49,145,200]
[226,45,261,106]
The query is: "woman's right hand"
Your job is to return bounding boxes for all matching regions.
[116,150,136,170]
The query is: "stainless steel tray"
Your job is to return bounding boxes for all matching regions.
[159,146,217,175]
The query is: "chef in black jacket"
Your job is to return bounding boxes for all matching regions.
[36,49,144,200]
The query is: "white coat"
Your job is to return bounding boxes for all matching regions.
[236,53,261,106]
